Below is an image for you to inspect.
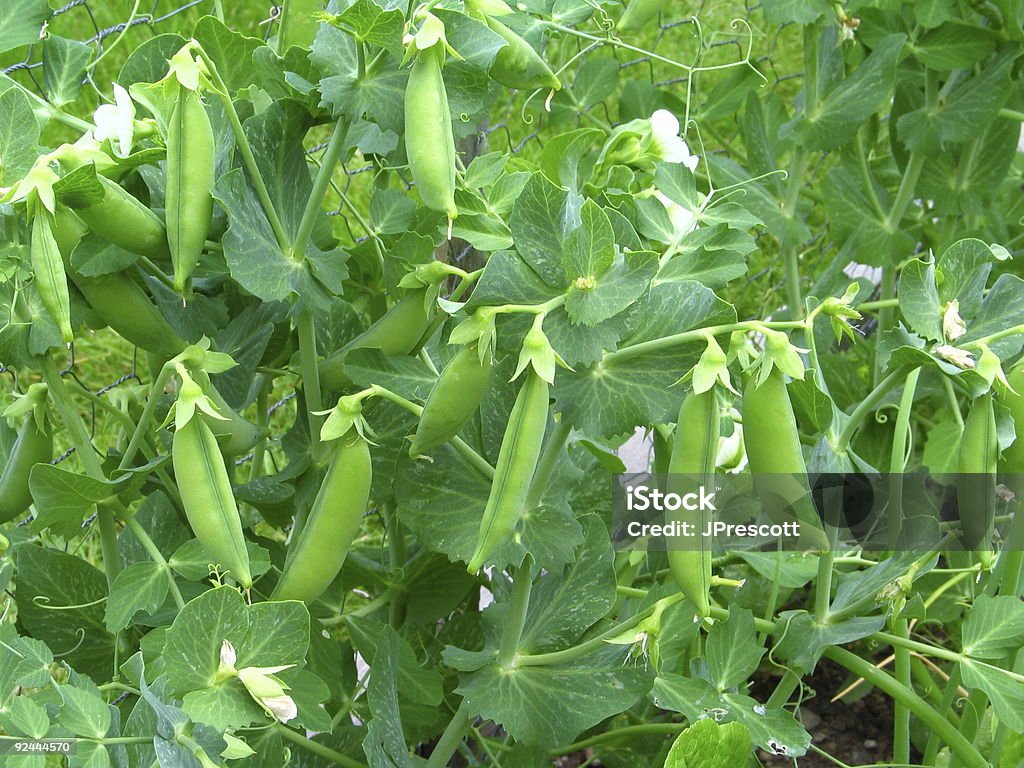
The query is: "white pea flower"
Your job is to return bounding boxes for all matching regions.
[260,695,298,723]
[93,83,136,157]
[649,110,699,171]
[219,640,237,671]
[935,344,975,370]
[943,301,966,341]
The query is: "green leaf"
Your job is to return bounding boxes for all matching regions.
[897,258,942,341]
[510,172,574,289]
[0,0,49,56]
[897,54,1015,154]
[653,674,810,757]
[565,251,657,327]
[5,696,50,739]
[370,189,417,236]
[656,224,755,288]
[335,0,405,58]
[362,626,417,768]
[562,199,615,283]
[519,515,616,653]
[705,607,765,690]
[665,719,752,768]
[761,0,831,24]
[345,616,443,706]
[961,595,1024,659]
[58,685,111,739]
[70,235,139,277]
[16,546,114,682]
[42,36,91,107]
[734,552,818,589]
[936,239,995,319]
[104,562,170,633]
[959,275,1024,359]
[773,611,886,674]
[193,16,267,93]
[960,659,1024,732]
[458,644,653,746]
[794,35,905,150]
[0,86,40,186]
[913,22,995,69]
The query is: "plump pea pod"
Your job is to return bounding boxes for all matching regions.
[272,429,372,602]
[617,0,662,31]
[30,210,74,343]
[0,388,53,524]
[743,368,830,551]
[52,207,188,357]
[666,389,718,617]
[405,46,458,219]
[410,342,493,457]
[958,392,997,557]
[166,87,215,294]
[192,370,266,457]
[75,176,169,260]
[172,416,253,588]
[484,16,561,91]
[999,365,1024,494]
[468,370,549,574]
[319,290,434,391]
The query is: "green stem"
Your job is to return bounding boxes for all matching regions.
[499,556,534,668]
[782,144,808,317]
[824,647,987,768]
[41,358,119,586]
[604,320,804,366]
[118,363,173,472]
[766,671,801,708]
[121,514,185,610]
[194,47,290,252]
[298,309,326,462]
[291,119,348,262]
[835,366,912,451]
[276,724,369,768]
[517,594,684,667]
[893,618,912,765]
[424,701,474,768]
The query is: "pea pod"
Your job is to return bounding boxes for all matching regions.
[166,87,215,294]
[999,365,1024,496]
[468,370,549,574]
[30,209,74,343]
[74,176,169,260]
[958,392,996,557]
[410,342,493,457]
[272,429,372,602]
[483,16,561,91]
[52,207,188,358]
[666,389,718,617]
[405,46,458,219]
[743,368,830,551]
[617,0,662,31]
[172,415,252,588]
[319,290,434,391]
[192,369,266,457]
[0,386,53,524]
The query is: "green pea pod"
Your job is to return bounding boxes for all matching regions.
[410,342,493,457]
[319,290,434,391]
[618,0,662,31]
[192,369,266,457]
[0,388,53,524]
[166,87,215,294]
[405,46,458,219]
[75,176,169,260]
[468,370,549,574]
[172,416,253,588]
[272,428,372,602]
[52,206,188,358]
[31,210,74,343]
[484,16,561,91]
[743,368,830,552]
[958,392,996,558]
[666,389,718,617]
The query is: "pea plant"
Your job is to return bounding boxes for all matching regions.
[1,0,1023,766]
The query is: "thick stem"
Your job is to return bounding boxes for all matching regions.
[118,363,174,472]
[292,120,349,263]
[498,556,534,668]
[276,724,368,768]
[297,309,326,462]
[424,700,474,768]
